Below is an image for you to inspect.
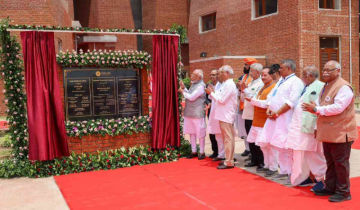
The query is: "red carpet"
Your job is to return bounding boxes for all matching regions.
[55,158,359,210]
[353,127,360,150]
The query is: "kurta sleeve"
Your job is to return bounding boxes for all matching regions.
[211,83,234,104]
[285,79,304,108]
[183,85,205,102]
[316,85,354,116]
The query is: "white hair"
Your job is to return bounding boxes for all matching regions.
[221,65,234,75]
[194,69,204,79]
[333,61,341,70]
[250,63,263,73]
[281,59,296,71]
[303,65,319,78]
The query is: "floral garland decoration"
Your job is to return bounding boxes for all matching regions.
[8,24,180,35]
[0,18,29,161]
[66,115,152,138]
[57,49,152,70]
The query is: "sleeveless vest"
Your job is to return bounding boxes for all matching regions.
[253,82,276,127]
[316,77,358,143]
[239,74,253,111]
[183,80,206,118]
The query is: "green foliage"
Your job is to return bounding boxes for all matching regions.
[0,133,11,148]
[0,144,190,179]
[66,115,152,138]
[0,17,29,161]
[170,23,187,44]
[182,77,191,89]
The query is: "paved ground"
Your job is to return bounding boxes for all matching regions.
[1,115,360,210]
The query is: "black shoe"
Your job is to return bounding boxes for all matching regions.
[245,162,258,167]
[209,153,218,159]
[314,188,335,196]
[233,158,237,162]
[264,170,278,177]
[329,194,351,202]
[186,153,198,159]
[198,153,206,160]
[217,164,235,169]
[256,164,265,172]
[241,150,250,156]
[212,157,225,162]
[218,161,225,166]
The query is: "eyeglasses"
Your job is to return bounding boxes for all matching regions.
[210,74,217,76]
[322,68,338,72]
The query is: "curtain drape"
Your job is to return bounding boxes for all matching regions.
[21,31,69,160]
[151,35,180,148]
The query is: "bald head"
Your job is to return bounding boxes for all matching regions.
[323,60,341,83]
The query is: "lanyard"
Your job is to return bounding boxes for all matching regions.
[320,85,327,99]
[300,85,308,97]
[257,82,274,99]
[272,74,295,97]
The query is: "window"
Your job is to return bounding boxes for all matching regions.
[254,0,278,18]
[201,13,216,32]
[319,37,340,80]
[319,0,340,10]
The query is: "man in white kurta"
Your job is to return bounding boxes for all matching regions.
[205,65,238,169]
[266,59,304,179]
[179,69,207,160]
[286,66,326,188]
[240,63,264,168]
[208,70,225,160]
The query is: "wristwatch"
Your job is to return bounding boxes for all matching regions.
[313,107,317,113]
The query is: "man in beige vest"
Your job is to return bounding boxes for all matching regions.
[302,60,358,203]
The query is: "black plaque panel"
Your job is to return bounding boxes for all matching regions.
[92,77,116,116]
[63,68,142,121]
[117,77,140,117]
[65,78,92,118]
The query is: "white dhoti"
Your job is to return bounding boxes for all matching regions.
[208,100,225,158]
[256,119,279,171]
[236,111,249,151]
[184,117,206,153]
[287,98,326,186]
[247,126,262,143]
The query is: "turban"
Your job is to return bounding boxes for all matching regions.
[244,58,258,65]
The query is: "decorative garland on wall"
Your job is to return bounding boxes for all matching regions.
[0,19,29,161]
[57,49,152,70]
[0,18,191,179]
[66,115,152,138]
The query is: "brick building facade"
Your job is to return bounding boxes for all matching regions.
[188,0,359,89]
[0,0,190,152]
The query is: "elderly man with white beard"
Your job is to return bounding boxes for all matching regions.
[286,66,326,191]
[179,69,207,160]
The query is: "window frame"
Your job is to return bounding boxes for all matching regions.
[252,0,278,20]
[318,0,341,11]
[199,12,217,34]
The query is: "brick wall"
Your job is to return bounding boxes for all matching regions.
[190,57,266,82]
[0,0,75,117]
[188,0,359,92]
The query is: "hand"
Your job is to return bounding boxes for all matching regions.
[178,88,184,94]
[205,86,214,95]
[204,103,211,111]
[245,97,251,102]
[301,101,316,114]
[266,108,272,116]
[240,82,248,91]
[268,112,279,120]
[179,80,185,89]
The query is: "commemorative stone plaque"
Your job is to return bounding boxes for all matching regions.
[64,68,142,121]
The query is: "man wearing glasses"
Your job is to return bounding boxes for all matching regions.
[302,60,358,202]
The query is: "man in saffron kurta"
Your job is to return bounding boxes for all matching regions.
[245,67,276,172]
[236,58,257,157]
[179,69,207,160]
[303,61,358,202]
[286,66,326,189]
